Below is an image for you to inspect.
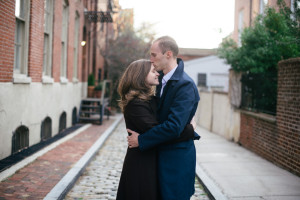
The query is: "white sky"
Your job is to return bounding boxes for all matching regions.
[118,0,235,49]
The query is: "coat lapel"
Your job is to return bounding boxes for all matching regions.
[157,58,185,111]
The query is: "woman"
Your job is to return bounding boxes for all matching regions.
[116,59,195,200]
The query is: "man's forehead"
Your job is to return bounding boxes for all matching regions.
[151,43,161,53]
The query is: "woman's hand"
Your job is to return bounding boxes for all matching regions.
[190,116,197,130]
[127,129,140,148]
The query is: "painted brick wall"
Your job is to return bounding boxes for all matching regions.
[239,58,300,176]
[0,1,15,82]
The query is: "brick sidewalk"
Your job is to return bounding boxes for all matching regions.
[0,118,116,200]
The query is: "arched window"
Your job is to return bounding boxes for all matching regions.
[12,125,29,154]
[59,112,67,133]
[72,107,77,125]
[41,117,52,141]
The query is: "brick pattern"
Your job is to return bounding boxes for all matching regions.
[239,58,300,176]
[277,58,300,175]
[28,0,44,82]
[0,1,15,82]
[0,118,115,199]
[0,0,85,83]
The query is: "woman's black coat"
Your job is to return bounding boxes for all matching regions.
[116,97,194,200]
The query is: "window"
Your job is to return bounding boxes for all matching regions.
[238,10,244,47]
[43,0,54,83]
[260,0,268,14]
[12,125,29,154]
[72,107,77,125]
[59,112,67,133]
[73,12,80,82]
[197,73,207,87]
[14,0,31,83]
[61,0,69,82]
[290,0,298,21]
[41,117,52,141]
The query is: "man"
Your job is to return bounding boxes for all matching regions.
[127,36,200,200]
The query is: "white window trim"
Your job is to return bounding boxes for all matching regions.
[73,12,80,82]
[72,77,79,83]
[43,0,54,78]
[238,9,244,47]
[61,0,69,79]
[13,74,32,84]
[13,0,30,83]
[42,76,54,84]
[60,76,69,84]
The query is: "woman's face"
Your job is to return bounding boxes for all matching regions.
[145,64,159,86]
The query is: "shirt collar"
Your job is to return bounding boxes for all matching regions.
[162,65,178,84]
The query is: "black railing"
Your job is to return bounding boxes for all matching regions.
[241,71,277,115]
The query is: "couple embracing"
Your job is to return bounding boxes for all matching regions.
[116,36,200,200]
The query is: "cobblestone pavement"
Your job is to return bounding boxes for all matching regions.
[65,120,210,200]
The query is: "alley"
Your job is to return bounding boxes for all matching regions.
[64,120,210,200]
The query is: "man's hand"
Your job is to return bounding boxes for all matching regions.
[191,116,197,130]
[127,129,140,148]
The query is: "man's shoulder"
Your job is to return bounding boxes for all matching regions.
[178,72,196,86]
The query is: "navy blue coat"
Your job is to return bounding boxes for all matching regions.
[138,58,200,200]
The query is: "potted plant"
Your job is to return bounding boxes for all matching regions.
[94,81,103,98]
[87,74,95,97]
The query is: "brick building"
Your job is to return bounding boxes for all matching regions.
[178,48,217,61]
[0,0,120,160]
[231,0,300,175]
[233,0,295,45]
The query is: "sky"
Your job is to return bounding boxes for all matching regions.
[118,0,235,49]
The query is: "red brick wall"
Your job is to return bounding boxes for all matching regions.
[239,58,300,176]
[0,1,15,82]
[52,0,84,82]
[28,0,44,82]
[0,0,85,83]
[276,58,300,175]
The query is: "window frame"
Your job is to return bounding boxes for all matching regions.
[42,0,54,84]
[60,0,69,83]
[13,0,31,83]
[73,11,80,82]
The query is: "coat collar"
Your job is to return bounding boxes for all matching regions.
[155,58,184,98]
[169,58,184,81]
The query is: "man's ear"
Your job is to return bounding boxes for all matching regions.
[166,50,173,59]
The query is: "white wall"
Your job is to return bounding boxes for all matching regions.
[195,89,240,142]
[0,82,87,160]
[185,55,231,92]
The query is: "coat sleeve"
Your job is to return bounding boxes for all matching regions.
[138,81,199,151]
[125,100,159,134]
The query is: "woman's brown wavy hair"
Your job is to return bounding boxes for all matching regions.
[118,59,155,112]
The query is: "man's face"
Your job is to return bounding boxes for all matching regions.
[150,41,168,72]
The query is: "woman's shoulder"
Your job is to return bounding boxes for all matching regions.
[128,97,150,106]
[125,97,153,112]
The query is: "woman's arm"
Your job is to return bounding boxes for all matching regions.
[125,99,159,134]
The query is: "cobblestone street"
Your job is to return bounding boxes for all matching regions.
[65,120,209,200]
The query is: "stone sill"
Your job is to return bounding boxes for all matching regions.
[42,76,54,84]
[60,77,69,84]
[72,77,79,83]
[13,74,32,84]
[240,109,276,124]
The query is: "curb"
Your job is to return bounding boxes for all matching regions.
[44,114,123,200]
[195,163,228,200]
[0,124,92,182]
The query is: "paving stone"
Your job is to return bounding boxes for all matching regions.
[65,121,210,199]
